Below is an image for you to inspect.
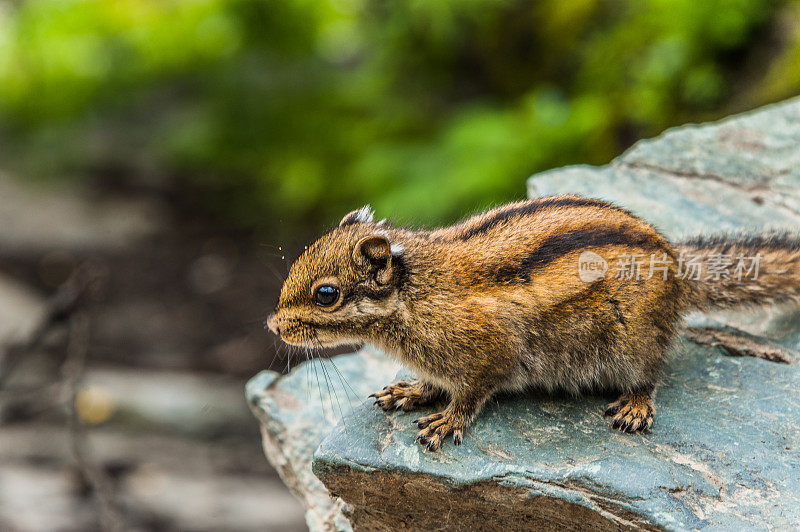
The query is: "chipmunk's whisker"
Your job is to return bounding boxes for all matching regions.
[313,333,360,403]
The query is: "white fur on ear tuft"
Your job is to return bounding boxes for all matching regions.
[354,205,374,224]
[340,205,376,227]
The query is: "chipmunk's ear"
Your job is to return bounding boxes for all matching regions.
[353,235,400,285]
[340,205,374,227]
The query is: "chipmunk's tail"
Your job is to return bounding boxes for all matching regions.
[674,232,800,311]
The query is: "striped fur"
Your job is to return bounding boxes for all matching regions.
[676,231,800,309]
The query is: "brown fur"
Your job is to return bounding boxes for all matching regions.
[676,232,800,309]
[267,196,800,451]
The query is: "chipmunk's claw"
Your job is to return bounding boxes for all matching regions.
[413,411,463,452]
[369,380,436,412]
[414,412,442,429]
[604,399,626,417]
[605,393,654,433]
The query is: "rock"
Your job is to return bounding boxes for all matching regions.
[249,97,800,530]
[246,349,399,531]
[81,367,256,438]
[528,97,800,239]
[314,339,800,530]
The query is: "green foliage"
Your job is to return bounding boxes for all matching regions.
[1,0,798,231]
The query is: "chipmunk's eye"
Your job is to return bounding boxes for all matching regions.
[313,285,339,307]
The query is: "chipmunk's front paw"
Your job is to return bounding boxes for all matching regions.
[369,380,432,412]
[604,392,655,433]
[413,411,464,452]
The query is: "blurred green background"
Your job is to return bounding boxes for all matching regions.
[1,0,799,233]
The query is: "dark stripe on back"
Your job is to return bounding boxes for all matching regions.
[457,196,629,241]
[493,225,667,284]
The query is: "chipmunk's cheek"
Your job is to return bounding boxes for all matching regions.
[309,330,341,347]
[353,293,400,317]
[274,327,302,346]
[278,334,306,347]
[311,327,359,349]
[269,314,312,347]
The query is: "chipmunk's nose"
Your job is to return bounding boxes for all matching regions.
[266,313,280,336]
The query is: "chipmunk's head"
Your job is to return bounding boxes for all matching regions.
[267,206,406,348]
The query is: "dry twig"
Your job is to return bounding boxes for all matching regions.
[62,312,125,532]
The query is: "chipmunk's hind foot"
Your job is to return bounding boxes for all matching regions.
[369,380,440,412]
[604,391,655,433]
[414,410,465,452]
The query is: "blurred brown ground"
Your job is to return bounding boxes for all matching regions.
[0,176,307,531]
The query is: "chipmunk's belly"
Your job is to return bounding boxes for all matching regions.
[503,347,631,395]
[496,269,681,395]
[502,318,649,395]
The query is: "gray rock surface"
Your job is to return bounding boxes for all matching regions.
[315,339,799,530]
[248,98,800,530]
[246,349,399,531]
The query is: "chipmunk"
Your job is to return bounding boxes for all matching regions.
[267,196,800,451]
